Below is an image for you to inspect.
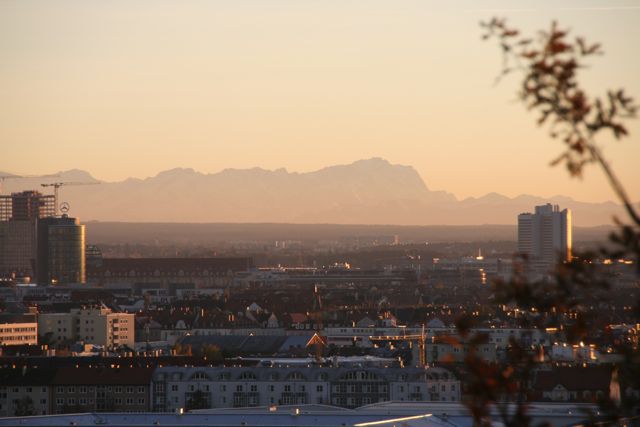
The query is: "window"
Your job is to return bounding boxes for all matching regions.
[137,386,145,393]
[67,398,75,405]
[192,372,208,380]
[56,398,64,405]
[284,385,291,392]
[220,385,226,392]
[239,371,257,380]
[250,385,257,392]
[316,385,323,392]
[126,386,134,394]
[68,387,75,394]
[287,372,304,381]
[115,386,123,393]
[80,387,87,394]
[236,385,243,392]
[269,385,274,392]
[171,385,178,392]
[138,398,145,404]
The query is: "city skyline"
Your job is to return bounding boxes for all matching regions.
[0,1,638,424]
[1,0,639,204]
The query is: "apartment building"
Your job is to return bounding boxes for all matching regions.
[0,368,56,417]
[38,305,134,349]
[51,367,153,414]
[151,366,460,412]
[0,313,38,346]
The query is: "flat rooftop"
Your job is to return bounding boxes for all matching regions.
[0,402,597,427]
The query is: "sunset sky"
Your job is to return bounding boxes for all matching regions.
[1,0,639,203]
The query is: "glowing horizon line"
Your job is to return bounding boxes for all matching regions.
[354,414,433,426]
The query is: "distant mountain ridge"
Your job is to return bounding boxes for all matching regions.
[0,158,625,226]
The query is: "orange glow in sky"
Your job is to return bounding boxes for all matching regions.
[1,0,639,203]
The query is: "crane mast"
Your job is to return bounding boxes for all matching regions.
[40,181,99,216]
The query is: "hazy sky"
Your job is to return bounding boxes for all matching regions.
[1,0,639,203]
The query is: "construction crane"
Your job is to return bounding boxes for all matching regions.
[40,181,99,216]
[0,173,59,195]
[308,284,327,364]
[369,326,427,367]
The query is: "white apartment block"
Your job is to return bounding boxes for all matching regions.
[151,366,460,412]
[518,204,572,264]
[0,314,37,346]
[38,306,134,349]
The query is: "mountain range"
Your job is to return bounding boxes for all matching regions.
[0,158,625,226]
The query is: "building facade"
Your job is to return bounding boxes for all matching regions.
[36,215,85,285]
[518,204,572,264]
[0,191,55,278]
[0,369,56,417]
[151,366,460,412]
[87,257,251,287]
[51,367,153,414]
[0,313,38,346]
[0,221,36,278]
[38,306,134,349]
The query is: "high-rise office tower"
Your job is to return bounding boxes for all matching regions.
[36,216,86,285]
[0,190,55,221]
[0,191,55,277]
[518,204,572,264]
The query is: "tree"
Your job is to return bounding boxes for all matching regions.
[480,18,638,230]
[14,396,35,417]
[452,19,640,426]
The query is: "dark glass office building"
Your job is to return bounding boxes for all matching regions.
[36,216,85,285]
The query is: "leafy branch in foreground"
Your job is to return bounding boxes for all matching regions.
[481,18,639,226]
[454,18,640,427]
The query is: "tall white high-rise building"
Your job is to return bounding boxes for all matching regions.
[518,204,572,264]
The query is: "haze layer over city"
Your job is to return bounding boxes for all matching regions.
[0,1,639,426]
